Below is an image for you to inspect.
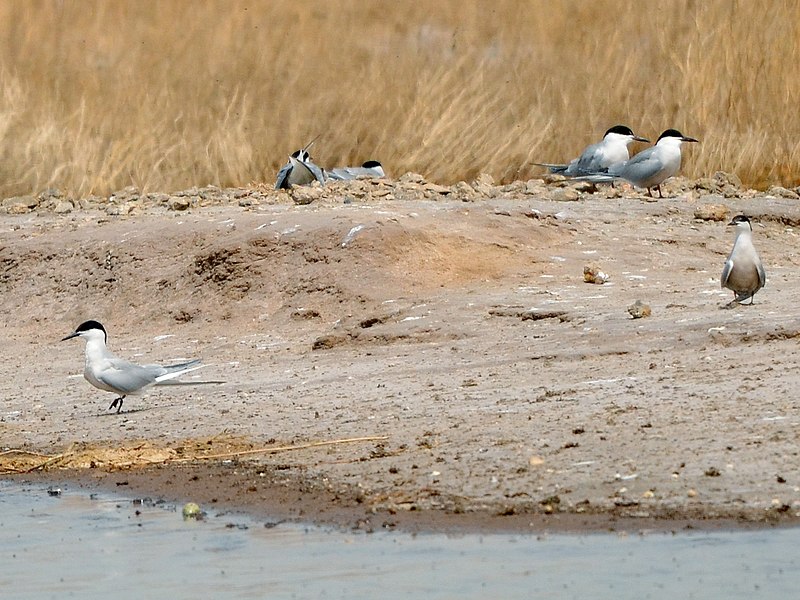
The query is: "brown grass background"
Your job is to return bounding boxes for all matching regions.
[0,0,798,198]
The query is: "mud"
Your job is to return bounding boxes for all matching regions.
[2,179,800,532]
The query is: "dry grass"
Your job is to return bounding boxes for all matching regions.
[0,0,798,198]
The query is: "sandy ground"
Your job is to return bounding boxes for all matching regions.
[3,179,800,532]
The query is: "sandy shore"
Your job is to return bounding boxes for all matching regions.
[3,177,800,532]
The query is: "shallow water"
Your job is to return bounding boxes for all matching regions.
[1,480,798,600]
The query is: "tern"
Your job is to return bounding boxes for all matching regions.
[327,160,386,181]
[62,320,221,413]
[535,125,649,177]
[575,129,699,197]
[720,215,766,305]
[275,136,327,189]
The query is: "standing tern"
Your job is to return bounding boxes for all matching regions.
[327,160,386,181]
[62,320,221,413]
[720,215,766,305]
[535,125,649,177]
[274,136,327,190]
[576,129,699,197]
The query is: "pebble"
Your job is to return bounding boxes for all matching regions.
[627,300,651,319]
[584,264,609,284]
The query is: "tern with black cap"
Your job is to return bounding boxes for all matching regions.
[275,135,327,189]
[327,160,386,181]
[720,215,766,305]
[535,125,649,178]
[62,320,221,413]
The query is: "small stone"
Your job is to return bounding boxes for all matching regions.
[687,488,698,498]
[583,264,609,284]
[6,202,31,214]
[182,502,202,520]
[452,181,479,202]
[549,187,580,202]
[528,455,545,467]
[627,300,651,319]
[767,186,799,199]
[423,183,451,196]
[4,195,37,209]
[54,200,74,214]
[399,172,425,184]
[524,179,547,195]
[694,202,730,222]
[472,173,496,196]
[290,185,323,205]
[168,197,191,211]
[704,466,721,477]
[642,489,655,499]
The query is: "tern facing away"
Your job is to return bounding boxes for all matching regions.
[62,320,221,413]
[275,137,327,190]
[575,129,699,197]
[535,125,649,177]
[720,215,766,305]
[327,160,386,181]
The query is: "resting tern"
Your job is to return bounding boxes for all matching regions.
[327,160,386,181]
[274,136,327,189]
[535,125,649,177]
[62,320,220,413]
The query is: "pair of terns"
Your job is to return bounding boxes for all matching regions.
[538,124,699,197]
[274,137,385,189]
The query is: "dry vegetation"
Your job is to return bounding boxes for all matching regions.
[0,0,799,198]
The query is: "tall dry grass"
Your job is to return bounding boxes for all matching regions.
[0,0,798,198]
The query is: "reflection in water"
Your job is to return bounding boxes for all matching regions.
[1,480,798,599]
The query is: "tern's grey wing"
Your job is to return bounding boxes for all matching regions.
[302,160,327,184]
[569,142,605,175]
[275,162,292,190]
[96,359,159,395]
[327,167,350,181]
[611,148,668,186]
[720,257,734,287]
[757,259,766,289]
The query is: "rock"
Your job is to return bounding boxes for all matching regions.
[106,202,136,216]
[695,172,742,198]
[693,201,730,221]
[54,200,74,214]
[524,179,547,195]
[399,172,425,184]
[3,195,37,209]
[541,173,567,185]
[168,196,191,211]
[290,184,324,205]
[549,187,580,202]
[6,202,31,214]
[627,300,652,319]
[182,502,203,520]
[767,186,799,199]
[423,182,451,196]
[452,181,479,202]
[472,173,496,196]
[584,264,609,284]
[570,181,597,193]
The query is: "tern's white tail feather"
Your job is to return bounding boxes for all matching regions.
[154,363,206,383]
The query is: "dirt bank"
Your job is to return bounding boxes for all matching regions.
[3,177,800,531]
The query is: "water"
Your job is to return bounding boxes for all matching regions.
[1,480,798,599]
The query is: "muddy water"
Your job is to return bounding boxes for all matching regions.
[1,480,798,599]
